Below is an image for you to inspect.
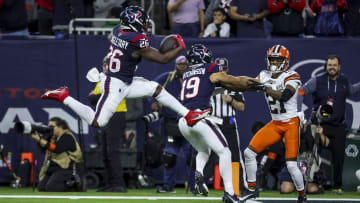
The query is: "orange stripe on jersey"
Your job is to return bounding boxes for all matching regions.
[48,143,56,152]
[284,74,300,83]
[298,88,305,96]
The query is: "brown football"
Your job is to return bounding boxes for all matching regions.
[159,34,178,53]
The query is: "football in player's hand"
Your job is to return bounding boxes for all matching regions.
[159,34,178,53]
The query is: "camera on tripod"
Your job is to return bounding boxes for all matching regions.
[14,121,53,140]
[310,98,334,125]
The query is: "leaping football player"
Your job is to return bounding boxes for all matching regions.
[41,6,210,128]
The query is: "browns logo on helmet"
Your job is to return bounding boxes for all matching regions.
[266,45,290,73]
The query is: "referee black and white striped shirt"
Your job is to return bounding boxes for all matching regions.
[210,88,245,118]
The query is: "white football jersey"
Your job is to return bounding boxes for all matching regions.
[258,70,302,121]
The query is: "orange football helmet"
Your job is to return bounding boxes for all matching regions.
[266,45,290,73]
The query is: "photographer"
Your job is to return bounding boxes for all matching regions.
[33,117,83,192]
[299,55,360,194]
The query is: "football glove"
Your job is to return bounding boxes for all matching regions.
[248,79,267,91]
[173,34,186,49]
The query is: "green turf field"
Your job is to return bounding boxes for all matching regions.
[0,187,359,202]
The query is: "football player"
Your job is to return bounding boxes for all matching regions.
[177,44,259,203]
[241,45,306,203]
[41,6,210,128]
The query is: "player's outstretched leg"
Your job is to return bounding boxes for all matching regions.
[222,191,239,203]
[184,108,211,126]
[42,87,96,125]
[194,171,208,196]
[41,87,69,102]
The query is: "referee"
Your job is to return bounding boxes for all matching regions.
[210,57,247,196]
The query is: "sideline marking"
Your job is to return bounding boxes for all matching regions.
[0,195,359,201]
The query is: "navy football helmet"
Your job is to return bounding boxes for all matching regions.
[186,44,213,67]
[119,6,149,33]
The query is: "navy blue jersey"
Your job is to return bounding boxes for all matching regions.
[180,62,221,110]
[105,25,150,83]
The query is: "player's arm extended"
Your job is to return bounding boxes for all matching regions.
[209,72,259,91]
[266,85,296,101]
[134,46,184,64]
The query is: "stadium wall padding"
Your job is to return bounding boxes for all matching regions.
[0,36,360,184]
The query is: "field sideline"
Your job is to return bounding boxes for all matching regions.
[0,187,359,202]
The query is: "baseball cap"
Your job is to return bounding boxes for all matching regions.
[176,55,187,63]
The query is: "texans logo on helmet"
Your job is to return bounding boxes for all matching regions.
[125,9,142,23]
[193,47,206,59]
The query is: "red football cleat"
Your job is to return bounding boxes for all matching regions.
[184,108,211,126]
[41,87,69,103]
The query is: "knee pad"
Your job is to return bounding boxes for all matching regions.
[244,148,257,161]
[161,151,177,169]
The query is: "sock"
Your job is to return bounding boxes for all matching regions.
[196,150,210,173]
[287,161,305,191]
[218,148,234,195]
[155,89,189,116]
[63,96,95,124]
[244,148,257,187]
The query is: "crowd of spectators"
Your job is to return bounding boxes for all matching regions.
[1,0,359,38]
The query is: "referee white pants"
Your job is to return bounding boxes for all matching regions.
[178,117,234,195]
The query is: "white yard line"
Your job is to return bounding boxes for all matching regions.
[0,195,359,201]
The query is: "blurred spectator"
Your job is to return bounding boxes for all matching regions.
[204,0,237,37]
[203,8,230,37]
[268,0,306,37]
[93,0,126,27]
[125,98,143,149]
[167,0,205,37]
[310,0,348,36]
[0,0,29,37]
[204,0,231,24]
[344,0,359,36]
[304,0,317,36]
[36,0,53,35]
[228,0,269,38]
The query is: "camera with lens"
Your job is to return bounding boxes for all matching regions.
[310,98,334,125]
[142,112,161,123]
[65,173,82,191]
[14,121,53,140]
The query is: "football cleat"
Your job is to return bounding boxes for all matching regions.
[297,195,307,203]
[184,108,211,126]
[41,87,69,103]
[194,171,208,196]
[222,191,239,203]
[239,189,257,202]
